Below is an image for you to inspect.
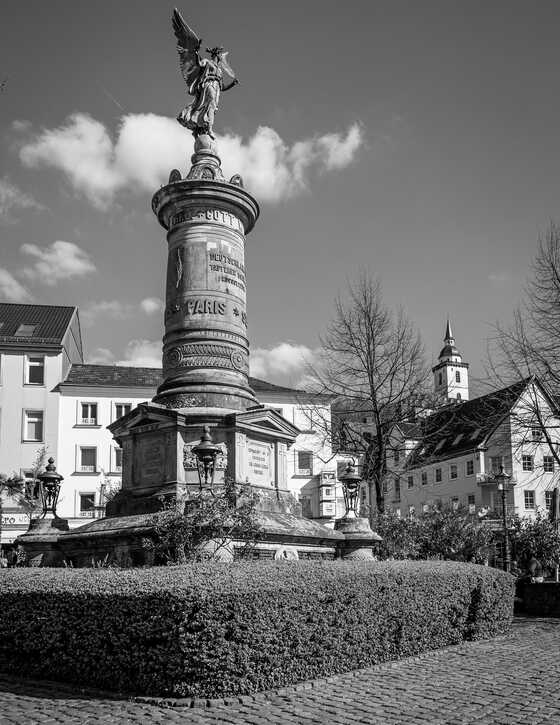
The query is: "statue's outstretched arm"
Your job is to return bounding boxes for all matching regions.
[222,78,239,92]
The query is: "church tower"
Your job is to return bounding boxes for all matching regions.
[432,320,469,404]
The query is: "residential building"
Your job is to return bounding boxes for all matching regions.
[381,325,560,519]
[0,304,83,543]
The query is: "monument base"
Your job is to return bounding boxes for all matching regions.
[46,401,349,565]
[55,509,346,567]
[15,515,69,567]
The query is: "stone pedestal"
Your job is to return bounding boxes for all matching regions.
[15,515,69,567]
[102,402,302,518]
[334,516,382,560]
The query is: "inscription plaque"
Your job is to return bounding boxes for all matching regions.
[247,440,273,485]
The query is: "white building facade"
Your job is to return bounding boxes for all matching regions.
[382,326,560,520]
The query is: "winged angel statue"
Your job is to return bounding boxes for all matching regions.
[172,9,238,139]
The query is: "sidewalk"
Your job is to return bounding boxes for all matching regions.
[0,617,558,724]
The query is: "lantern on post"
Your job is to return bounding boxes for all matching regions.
[334,460,382,559]
[494,464,514,573]
[191,425,222,489]
[338,461,362,519]
[37,457,64,519]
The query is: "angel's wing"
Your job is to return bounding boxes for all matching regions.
[172,9,202,94]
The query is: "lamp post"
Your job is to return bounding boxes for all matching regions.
[335,460,382,559]
[14,457,68,566]
[37,457,63,519]
[338,462,362,519]
[494,464,513,573]
[191,425,222,489]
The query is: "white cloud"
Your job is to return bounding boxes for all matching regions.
[20,114,125,210]
[250,342,317,383]
[81,300,133,326]
[87,347,115,364]
[140,297,164,315]
[12,120,32,133]
[20,240,96,285]
[19,113,363,207]
[0,176,43,222]
[0,268,32,302]
[217,123,364,201]
[116,339,161,368]
[317,124,364,170]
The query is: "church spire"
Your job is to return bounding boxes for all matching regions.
[432,319,470,404]
[444,319,454,344]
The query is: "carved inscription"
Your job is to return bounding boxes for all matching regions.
[165,297,226,321]
[142,443,164,478]
[171,207,243,233]
[247,441,273,485]
[209,252,246,293]
[134,422,160,434]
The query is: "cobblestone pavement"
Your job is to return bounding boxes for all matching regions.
[1,617,559,724]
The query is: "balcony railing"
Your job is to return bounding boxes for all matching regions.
[80,465,96,473]
[79,510,96,518]
[80,418,98,425]
[477,473,518,485]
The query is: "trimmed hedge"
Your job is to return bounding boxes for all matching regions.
[0,561,514,698]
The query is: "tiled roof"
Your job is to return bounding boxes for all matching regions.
[249,376,305,395]
[0,303,76,343]
[63,365,163,387]
[398,421,423,440]
[405,379,530,467]
[62,365,305,395]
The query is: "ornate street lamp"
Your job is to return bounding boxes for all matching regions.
[37,457,64,518]
[338,461,362,519]
[191,425,222,489]
[494,464,514,573]
[335,461,382,559]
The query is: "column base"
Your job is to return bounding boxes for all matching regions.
[334,516,383,560]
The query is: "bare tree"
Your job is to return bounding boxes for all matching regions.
[488,223,560,489]
[490,223,560,384]
[306,274,431,520]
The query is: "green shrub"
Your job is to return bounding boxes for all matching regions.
[509,512,560,571]
[0,561,514,698]
[372,508,494,563]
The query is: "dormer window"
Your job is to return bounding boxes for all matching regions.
[15,324,37,337]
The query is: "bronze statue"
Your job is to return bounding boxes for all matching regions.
[172,9,238,139]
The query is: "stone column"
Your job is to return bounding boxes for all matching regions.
[151,136,259,411]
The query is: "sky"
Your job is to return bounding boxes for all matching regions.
[1,0,559,390]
